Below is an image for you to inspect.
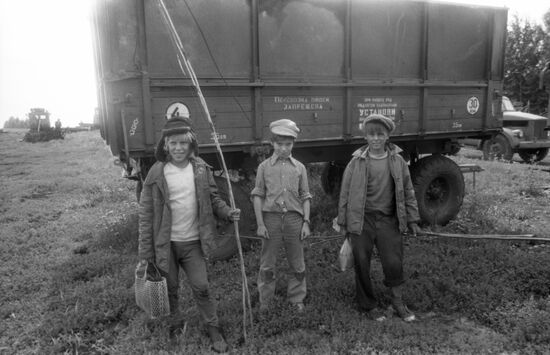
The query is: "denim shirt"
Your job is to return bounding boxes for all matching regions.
[251,154,312,216]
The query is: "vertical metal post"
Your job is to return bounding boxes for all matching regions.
[137,0,155,147]
[419,2,429,136]
[251,0,259,82]
[343,0,353,140]
[483,13,495,131]
[251,0,263,142]
[120,109,130,159]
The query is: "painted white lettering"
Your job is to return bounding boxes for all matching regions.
[129,118,139,136]
[311,97,329,103]
[210,132,227,140]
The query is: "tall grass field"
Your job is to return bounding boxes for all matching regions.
[1,130,549,354]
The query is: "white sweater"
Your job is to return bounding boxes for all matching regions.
[164,162,200,242]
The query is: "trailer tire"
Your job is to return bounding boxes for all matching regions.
[518,148,549,163]
[411,155,464,226]
[482,134,513,161]
[210,176,254,262]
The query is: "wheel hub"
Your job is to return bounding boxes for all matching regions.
[489,142,504,157]
[426,177,449,205]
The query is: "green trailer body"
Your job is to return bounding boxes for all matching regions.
[92,0,508,227]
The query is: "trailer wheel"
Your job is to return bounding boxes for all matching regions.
[411,155,464,226]
[518,148,549,163]
[210,176,254,262]
[482,134,513,161]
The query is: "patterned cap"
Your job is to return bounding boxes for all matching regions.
[361,114,395,133]
[269,119,300,138]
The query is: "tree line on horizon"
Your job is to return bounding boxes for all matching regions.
[3,116,29,129]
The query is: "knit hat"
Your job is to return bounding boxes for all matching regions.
[269,119,300,138]
[155,117,198,162]
[361,114,395,133]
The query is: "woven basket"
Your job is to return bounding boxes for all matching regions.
[135,261,170,319]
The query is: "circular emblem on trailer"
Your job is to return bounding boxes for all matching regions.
[466,97,480,115]
[165,102,190,119]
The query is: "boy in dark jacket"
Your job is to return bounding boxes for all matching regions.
[251,119,312,313]
[138,117,240,352]
[337,114,421,322]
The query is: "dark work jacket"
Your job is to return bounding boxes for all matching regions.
[138,157,230,272]
[337,143,420,234]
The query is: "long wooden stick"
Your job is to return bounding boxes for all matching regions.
[156,0,253,340]
[236,234,344,241]
[237,232,550,243]
[421,231,549,242]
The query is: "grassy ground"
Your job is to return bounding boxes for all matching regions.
[1,130,549,354]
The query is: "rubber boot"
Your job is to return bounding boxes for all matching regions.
[391,285,416,322]
[207,325,228,353]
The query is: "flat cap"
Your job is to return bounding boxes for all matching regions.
[362,114,395,133]
[269,119,300,138]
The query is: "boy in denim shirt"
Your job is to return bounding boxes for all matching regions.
[251,119,312,313]
[337,114,421,322]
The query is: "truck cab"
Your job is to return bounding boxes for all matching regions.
[482,96,550,162]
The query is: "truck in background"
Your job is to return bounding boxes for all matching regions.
[482,96,550,162]
[461,96,550,161]
[91,0,508,241]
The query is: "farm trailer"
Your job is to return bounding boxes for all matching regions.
[92,0,507,231]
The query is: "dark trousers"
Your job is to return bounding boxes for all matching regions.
[162,240,218,326]
[350,212,404,311]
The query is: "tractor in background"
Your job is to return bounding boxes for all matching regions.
[23,108,64,142]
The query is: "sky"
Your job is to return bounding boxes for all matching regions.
[0,0,548,128]
[0,0,96,128]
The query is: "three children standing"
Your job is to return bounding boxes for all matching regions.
[137,113,420,352]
